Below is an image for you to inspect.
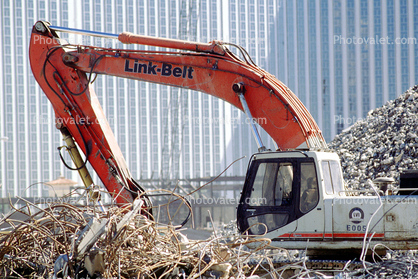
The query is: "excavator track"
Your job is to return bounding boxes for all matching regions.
[246,258,363,278]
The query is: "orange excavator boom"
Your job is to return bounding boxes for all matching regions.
[29,21,326,206]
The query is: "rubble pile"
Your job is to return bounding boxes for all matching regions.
[348,250,418,278]
[329,85,418,190]
[1,196,417,278]
[0,197,276,278]
[0,198,203,278]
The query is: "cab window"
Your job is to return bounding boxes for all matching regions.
[299,162,319,213]
[330,161,343,194]
[275,163,293,205]
[249,162,277,206]
[238,158,319,235]
[247,213,289,235]
[322,161,334,194]
[322,160,343,195]
[249,162,293,206]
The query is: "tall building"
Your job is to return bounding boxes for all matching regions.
[1,0,72,199]
[1,0,417,199]
[273,0,418,140]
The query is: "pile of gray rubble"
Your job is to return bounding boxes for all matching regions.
[328,85,418,191]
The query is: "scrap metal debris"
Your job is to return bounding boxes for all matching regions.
[0,196,272,278]
[0,196,417,278]
[342,250,418,278]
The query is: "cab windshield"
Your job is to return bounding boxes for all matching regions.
[240,158,319,234]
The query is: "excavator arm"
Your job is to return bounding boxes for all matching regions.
[29,21,326,206]
[65,34,326,150]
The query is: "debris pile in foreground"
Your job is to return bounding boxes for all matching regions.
[329,85,418,190]
[0,198,418,278]
[0,198,276,278]
[347,250,418,278]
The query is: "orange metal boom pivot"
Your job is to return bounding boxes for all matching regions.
[29,21,326,205]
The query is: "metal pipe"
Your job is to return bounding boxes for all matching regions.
[58,127,102,204]
[48,24,225,54]
[236,92,267,152]
[117,32,225,54]
[49,25,119,40]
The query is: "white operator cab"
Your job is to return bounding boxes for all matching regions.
[237,151,344,246]
[237,150,418,255]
